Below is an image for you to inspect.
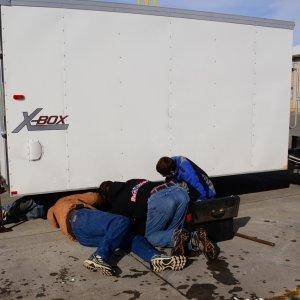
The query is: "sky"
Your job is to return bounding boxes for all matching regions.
[102,0,300,46]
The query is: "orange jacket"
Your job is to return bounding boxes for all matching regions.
[47,192,101,241]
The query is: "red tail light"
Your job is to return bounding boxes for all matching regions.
[185,213,193,223]
[13,94,25,101]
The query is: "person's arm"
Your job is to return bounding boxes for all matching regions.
[60,192,101,207]
[178,159,207,199]
[47,206,59,228]
[187,159,216,198]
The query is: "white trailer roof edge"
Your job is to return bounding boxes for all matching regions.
[0,0,295,30]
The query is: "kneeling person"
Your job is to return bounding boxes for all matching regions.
[156,156,220,260]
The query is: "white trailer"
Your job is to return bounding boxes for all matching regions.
[0,1,294,196]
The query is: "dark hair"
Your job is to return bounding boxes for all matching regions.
[156,157,175,177]
[98,181,113,200]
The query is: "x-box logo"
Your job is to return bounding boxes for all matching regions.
[12,108,69,133]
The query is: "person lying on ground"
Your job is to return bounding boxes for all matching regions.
[99,180,220,261]
[1,191,79,225]
[1,195,58,224]
[47,192,186,276]
[156,156,216,201]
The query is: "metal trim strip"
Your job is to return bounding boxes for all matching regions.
[1,0,295,30]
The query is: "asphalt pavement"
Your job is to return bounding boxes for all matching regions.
[0,184,299,299]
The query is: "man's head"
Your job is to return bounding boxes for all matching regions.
[156,156,176,177]
[98,181,113,201]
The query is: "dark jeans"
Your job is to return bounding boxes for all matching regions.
[70,209,160,263]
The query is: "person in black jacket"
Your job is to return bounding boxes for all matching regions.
[99,179,219,261]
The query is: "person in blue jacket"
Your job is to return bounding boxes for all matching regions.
[156,156,216,201]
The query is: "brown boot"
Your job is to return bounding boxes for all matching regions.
[171,228,189,256]
[193,228,220,261]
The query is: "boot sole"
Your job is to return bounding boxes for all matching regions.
[151,255,187,272]
[83,260,114,276]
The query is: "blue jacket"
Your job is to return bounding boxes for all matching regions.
[171,156,216,200]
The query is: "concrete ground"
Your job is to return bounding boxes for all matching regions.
[0,185,299,300]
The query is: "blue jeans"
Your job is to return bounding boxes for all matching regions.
[70,209,160,263]
[145,186,190,247]
[121,233,160,263]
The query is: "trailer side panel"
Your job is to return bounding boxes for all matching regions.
[1,5,294,195]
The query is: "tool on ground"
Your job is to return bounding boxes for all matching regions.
[236,232,275,247]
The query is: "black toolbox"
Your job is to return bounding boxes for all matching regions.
[185,195,240,243]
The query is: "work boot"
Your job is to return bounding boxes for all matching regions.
[150,254,187,272]
[188,230,203,257]
[83,254,115,276]
[193,228,220,261]
[171,228,189,256]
